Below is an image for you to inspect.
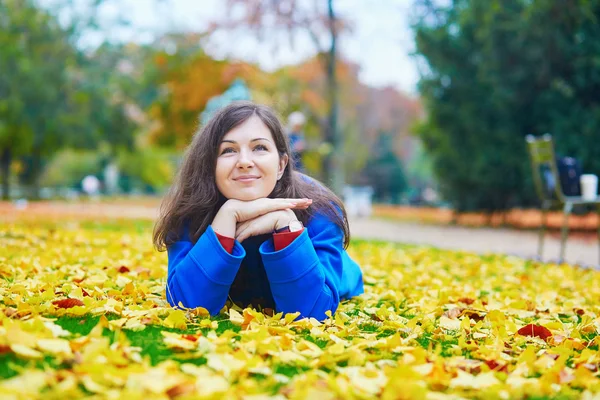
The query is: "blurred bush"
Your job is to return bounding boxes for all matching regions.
[117,148,175,194]
[41,148,175,194]
[41,150,102,189]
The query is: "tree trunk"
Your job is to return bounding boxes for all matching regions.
[1,147,11,200]
[28,148,42,200]
[324,0,344,195]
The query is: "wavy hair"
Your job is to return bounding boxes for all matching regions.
[153,101,350,251]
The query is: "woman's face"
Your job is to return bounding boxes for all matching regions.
[215,115,288,201]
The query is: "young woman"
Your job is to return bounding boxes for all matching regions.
[153,101,363,320]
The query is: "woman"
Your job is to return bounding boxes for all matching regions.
[153,101,363,320]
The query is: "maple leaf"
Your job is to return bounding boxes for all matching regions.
[52,298,84,309]
[517,324,553,341]
[117,265,130,273]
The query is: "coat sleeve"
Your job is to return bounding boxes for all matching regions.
[259,213,362,320]
[166,225,245,315]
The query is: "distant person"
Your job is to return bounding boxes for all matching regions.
[153,101,363,320]
[286,111,307,171]
[81,175,101,199]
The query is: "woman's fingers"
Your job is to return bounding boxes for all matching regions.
[236,227,250,242]
[235,221,249,239]
[238,198,311,222]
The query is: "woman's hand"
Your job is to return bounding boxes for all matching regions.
[225,198,311,223]
[212,198,311,238]
[235,209,298,243]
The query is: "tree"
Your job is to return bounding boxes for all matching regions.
[0,0,81,199]
[413,0,600,212]
[0,0,141,199]
[213,0,346,194]
[364,133,408,204]
[146,33,249,149]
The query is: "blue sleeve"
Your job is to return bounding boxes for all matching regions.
[166,225,245,315]
[259,213,363,320]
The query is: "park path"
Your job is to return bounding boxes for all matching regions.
[349,217,599,267]
[1,201,597,267]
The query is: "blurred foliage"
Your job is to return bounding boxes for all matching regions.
[41,148,175,193]
[413,0,600,212]
[41,149,102,188]
[0,0,80,198]
[0,0,141,199]
[147,35,238,149]
[117,148,175,192]
[363,133,408,204]
[0,0,424,201]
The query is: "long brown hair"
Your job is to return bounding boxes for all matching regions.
[153,101,350,251]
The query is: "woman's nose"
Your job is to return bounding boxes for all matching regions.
[236,149,254,168]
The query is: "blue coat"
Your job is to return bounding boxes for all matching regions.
[165,211,364,319]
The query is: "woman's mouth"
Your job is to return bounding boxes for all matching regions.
[234,175,260,183]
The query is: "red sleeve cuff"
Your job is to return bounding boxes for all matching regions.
[215,232,235,254]
[273,229,304,251]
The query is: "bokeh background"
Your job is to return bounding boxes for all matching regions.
[2,0,600,235]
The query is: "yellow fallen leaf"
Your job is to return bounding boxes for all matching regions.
[0,370,48,393]
[229,309,244,325]
[450,370,500,389]
[36,338,72,357]
[163,309,187,330]
[11,344,43,359]
[439,316,461,331]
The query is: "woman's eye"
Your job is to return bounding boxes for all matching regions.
[254,144,268,151]
[220,147,235,155]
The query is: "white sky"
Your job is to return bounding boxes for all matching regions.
[79,0,420,94]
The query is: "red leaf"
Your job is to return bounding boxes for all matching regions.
[458,297,475,305]
[81,288,90,297]
[517,324,552,341]
[462,309,485,322]
[118,266,130,273]
[0,344,11,354]
[485,359,508,372]
[52,298,84,309]
[182,334,201,342]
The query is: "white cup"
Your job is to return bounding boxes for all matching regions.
[580,174,598,201]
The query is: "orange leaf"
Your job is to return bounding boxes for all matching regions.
[52,298,84,309]
[0,344,11,355]
[458,298,475,305]
[517,324,552,341]
[166,382,196,398]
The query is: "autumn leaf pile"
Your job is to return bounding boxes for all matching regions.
[1,219,600,399]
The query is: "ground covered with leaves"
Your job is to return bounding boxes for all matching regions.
[1,218,600,399]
